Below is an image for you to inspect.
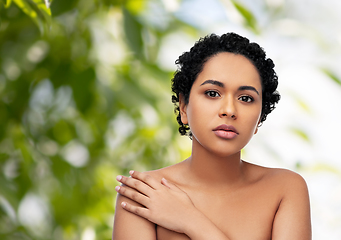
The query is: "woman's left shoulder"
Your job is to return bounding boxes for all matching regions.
[262,169,311,239]
[261,167,309,195]
[267,167,307,184]
[245,162,308,191]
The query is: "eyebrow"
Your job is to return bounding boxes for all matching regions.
[238,86,260,95]
[200,80,260,95]
[200,80,224,87]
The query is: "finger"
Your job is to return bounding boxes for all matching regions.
[121,201,150,220]
[116,175,153,196]
[129,171,160,190]
[161,178,171,189]
[161,178,182,192]
[115,185,149,207]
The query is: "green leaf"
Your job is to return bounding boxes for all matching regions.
[70,67,96,114]
[50,0,78,16]
[231,0,259,34]
[290,92,311,113]
[311,163,341,175]
[0,0,12,8]
[321,68,341,86]
[125,0,146,15]
[13,0,51,34]
[290,128,310,143]
[32,0,51,16]
[13,0,38,18]
[123,7,144,60]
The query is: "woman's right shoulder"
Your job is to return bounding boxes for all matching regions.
[112,173,162,240]
[146,159,186,177]
[113,192,157,239]
[112,162,186,239]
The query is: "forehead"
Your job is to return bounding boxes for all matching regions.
[194,52,262,89]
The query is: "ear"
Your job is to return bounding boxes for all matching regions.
[254,127,258,135]
[254,120,261,134]
[179,94,188,125]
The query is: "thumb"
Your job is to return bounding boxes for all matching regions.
[161,178,181,191]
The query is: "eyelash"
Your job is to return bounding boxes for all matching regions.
[205,90,254,103]
[205,90,220,98]
[238,95,254,103]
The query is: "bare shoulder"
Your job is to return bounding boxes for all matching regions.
[113,194,157,240]
[245,162,308,191]
[144,160,187,182]
[262,168,312,239]
[265,167,308,196]
[112,169,165,239]
[244,162,311,239]
[113,163,185,239]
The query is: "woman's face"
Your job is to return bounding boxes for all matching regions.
[180,52,263,157]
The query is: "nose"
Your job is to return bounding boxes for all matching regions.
[219,96,237,119]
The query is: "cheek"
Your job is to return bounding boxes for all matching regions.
[187,101,214,127]
[191,100,216,117]
[241,106,262,127]
[252,113,262,132]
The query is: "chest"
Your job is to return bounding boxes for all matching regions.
[156,185,281,240]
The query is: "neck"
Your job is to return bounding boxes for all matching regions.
[185,138,246,188]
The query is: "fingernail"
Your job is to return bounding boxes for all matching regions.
[129,170,134,175]
[115,186,120,192]
[116,175,122,181]
[121,202,126,207]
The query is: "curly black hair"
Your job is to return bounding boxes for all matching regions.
[171,32,280,137]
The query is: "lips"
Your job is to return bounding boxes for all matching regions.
[213,124,239,139]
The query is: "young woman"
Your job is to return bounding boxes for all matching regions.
[112,33,312,240]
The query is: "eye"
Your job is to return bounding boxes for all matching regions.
[239,95,254,103]
[205,90,220,98]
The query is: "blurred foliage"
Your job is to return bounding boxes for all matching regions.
[321,68,341,86]
[2,0,338,239]
[230,0,258,34]
[0,0,201,239]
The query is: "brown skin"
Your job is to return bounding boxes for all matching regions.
[112,53,312,240]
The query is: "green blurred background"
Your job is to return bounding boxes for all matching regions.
[0,0,341,239]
